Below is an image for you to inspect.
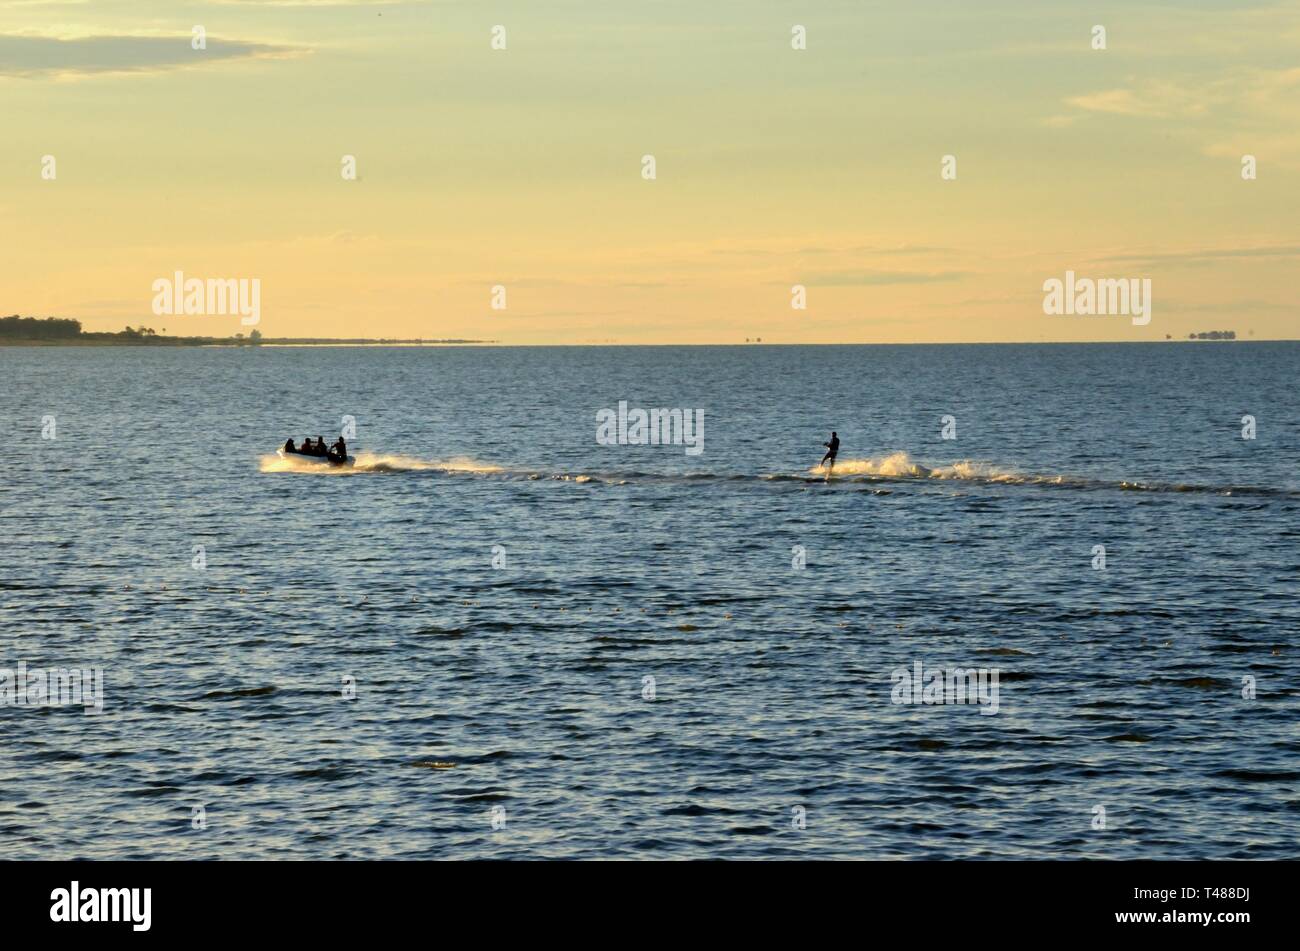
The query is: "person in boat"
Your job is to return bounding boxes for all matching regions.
[314,436,326,457]
[329,435,347,462]
[821,431,840,475]
[300,436,314,455]
[283,438,296,454]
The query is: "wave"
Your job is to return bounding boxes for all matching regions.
[260,449,1294,498]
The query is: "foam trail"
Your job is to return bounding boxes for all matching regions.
[354,453,504,474]
[259,452,503,475]
[816,451,934,478]
[258,451,1290,497]
[812,452,1067,485]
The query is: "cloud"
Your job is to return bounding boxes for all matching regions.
[794,244,955,257]
[1093,244,1300,267]
[1064,66,1300,121]
[1158,298,1296,314]
[1058,65,1300,168]
[213,1,403,5]
[1064,81,1217,119]
[0,33,303,79]
[800,270,968,286]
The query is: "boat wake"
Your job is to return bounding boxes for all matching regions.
[259,452,503,475]
[259,449,1294,498]
[800,452,1293,496]
[809,451,1046,483]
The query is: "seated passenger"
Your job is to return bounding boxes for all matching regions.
[283,438,296,453]
[331,436,347,461]
[314,436,326,457]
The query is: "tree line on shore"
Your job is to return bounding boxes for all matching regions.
[1,315,190,341]
[1,315,83,339]
[1,315,484,345]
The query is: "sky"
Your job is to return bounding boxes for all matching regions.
[1,0,1298,343]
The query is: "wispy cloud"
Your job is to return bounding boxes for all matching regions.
[1094,244,1300,267]
[213,0,405,6]
[799,270,968,286]
[1064,66,1300,120]
[1065,81,1217,119]
[0,33,304,79]
[794,245,956,258]
[1058,64,1300,170]
[213,1,404,5]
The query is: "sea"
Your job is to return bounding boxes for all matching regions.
[1,342,1297,859]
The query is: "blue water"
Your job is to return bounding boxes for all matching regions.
[1,342,1297,858]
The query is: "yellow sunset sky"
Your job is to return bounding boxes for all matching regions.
[2,0,1298,343]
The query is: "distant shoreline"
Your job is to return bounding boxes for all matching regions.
[1,315,496,346]
[5,338,1290,348]
[0,336,494,347]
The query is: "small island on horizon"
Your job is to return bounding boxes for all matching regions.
[1,315,492,347]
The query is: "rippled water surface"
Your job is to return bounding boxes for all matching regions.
[2,343,1297,859]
